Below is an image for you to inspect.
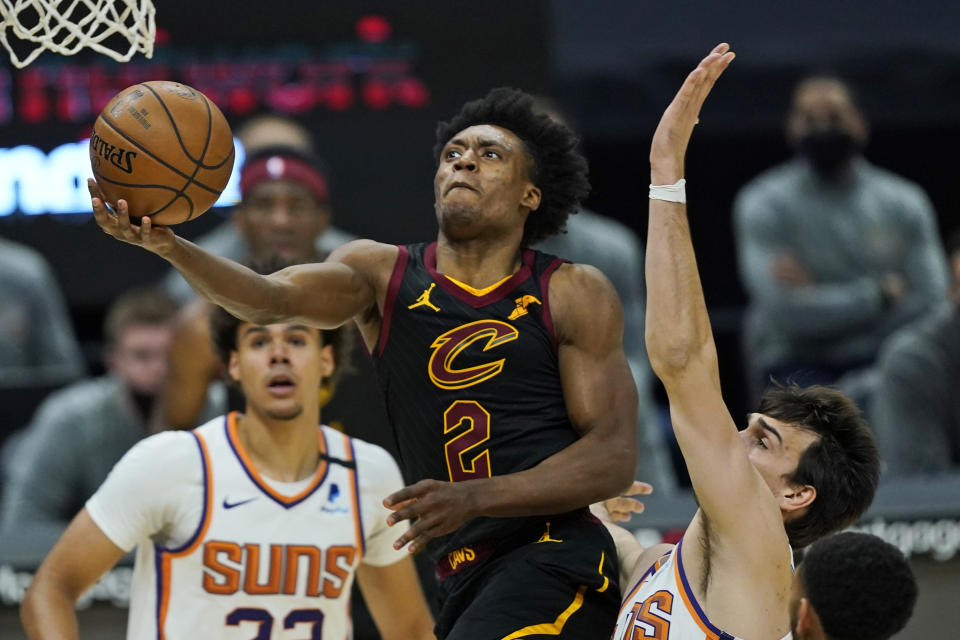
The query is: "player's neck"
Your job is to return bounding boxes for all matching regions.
[235,408,323,483]
[435,234,523,289]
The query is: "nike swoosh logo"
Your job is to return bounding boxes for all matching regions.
[222,497,258,509]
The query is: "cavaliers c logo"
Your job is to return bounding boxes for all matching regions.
[428,320,519,389]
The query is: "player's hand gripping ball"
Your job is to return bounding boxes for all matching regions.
[89,81,235,225]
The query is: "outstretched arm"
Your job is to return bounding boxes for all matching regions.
[645,46,786,550]
[384,265,638,552]
[90,179,394,329]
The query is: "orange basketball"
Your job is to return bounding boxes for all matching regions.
[90,81,235,225]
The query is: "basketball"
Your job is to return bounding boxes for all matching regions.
[89,81,235,225]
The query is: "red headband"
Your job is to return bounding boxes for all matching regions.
[239,155,330,203]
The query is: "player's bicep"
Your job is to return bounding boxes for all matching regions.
[554,265,638,436]
[30,509,126,601]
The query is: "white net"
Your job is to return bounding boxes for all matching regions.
[0,0,155,68]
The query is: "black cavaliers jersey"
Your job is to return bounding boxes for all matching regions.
[373,241,580,559]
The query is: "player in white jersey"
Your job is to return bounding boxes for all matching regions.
[605,44,880,639]
[595,505,917,640]
[21,310,434,640]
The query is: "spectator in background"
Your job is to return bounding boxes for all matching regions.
[0,288,176,565]
[158,145,333,431]
[163,114,354,303]
[790,532,917,640]
[533,97,676,493]
[869,228,960,476]
[734,75,948,401]
[0,236,85,387]
[157,145,391,461]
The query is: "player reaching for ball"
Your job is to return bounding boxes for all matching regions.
[21,310,434,640]
[90,81,235,225]
[89,86,639,638]
[604,44,880,640]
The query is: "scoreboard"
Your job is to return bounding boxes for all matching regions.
[0,0,548,305]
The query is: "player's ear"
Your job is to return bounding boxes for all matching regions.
[227,350,241,384]
[796,597,824,637]
[318,343,334,380]
[795,598,811,634]
[317,342,336,405]
[521,184,541,212]
[781,483,816,515]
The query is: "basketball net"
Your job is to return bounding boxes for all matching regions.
[0,0,155,68]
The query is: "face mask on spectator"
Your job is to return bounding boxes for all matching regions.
[798,128,861,178]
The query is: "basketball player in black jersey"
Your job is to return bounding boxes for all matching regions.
[90,89,638,638]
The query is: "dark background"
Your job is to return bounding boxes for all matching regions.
[2,0,960,428]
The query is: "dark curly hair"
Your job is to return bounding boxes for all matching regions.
[800,532,917,640]
[433,87,590,246]
[757,383,879,548]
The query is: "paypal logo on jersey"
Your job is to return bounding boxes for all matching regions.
[322,482,349,514]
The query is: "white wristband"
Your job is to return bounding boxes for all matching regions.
[649,178,686,203]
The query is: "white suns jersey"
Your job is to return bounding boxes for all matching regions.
[105,413,399,640]
[613,537,793,640]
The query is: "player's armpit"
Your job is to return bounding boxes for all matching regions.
[356,557,434,640]
[662,369,786,558]
[21,509,126,640]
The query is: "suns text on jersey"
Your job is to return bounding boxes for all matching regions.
[201,541,359,597]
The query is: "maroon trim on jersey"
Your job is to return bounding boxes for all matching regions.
[435,539,495,581]
[425,241,535,308]
[377,245,410,356]
[539,257,567,347]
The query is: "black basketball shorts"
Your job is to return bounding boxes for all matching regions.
[434,509,621,640]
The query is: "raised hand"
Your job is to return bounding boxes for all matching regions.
[88,178,177,256]
[650,43,735,182]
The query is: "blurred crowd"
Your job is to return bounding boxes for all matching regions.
[0,74,957,574]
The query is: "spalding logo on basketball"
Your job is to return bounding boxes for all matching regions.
[90,81,235,225]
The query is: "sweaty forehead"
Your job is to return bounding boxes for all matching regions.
[447,124,522,148]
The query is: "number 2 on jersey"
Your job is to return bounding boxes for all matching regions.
[443,400,492,482]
